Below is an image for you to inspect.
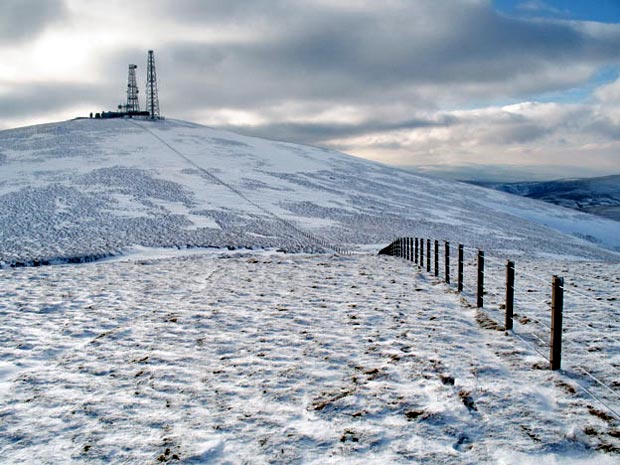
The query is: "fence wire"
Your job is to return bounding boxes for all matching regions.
[380,236,620,423]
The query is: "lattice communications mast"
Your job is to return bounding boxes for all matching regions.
[126,64,140,113]
[146,50,160,119]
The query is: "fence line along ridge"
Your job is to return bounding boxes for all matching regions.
[379,237,564,370]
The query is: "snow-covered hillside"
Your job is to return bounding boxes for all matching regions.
[1,252,619,464]
[1,118,619,265]
[2,118,620,463]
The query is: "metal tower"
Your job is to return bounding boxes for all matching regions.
[146,50,160,119]
[126,64,140,113]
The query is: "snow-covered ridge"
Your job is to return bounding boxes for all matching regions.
[1,118,619,265]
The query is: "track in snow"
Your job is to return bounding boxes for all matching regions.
[128,120,347,254]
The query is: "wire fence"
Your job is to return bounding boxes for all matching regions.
[379,236,620,422]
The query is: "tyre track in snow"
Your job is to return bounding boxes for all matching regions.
[127,120,348,254]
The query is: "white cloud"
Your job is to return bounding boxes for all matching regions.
[322,81,620,176]
[517,0,567,16]
[595,78,620,104]
[0,0,619,177]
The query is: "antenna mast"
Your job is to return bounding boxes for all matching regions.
[146,50,160,119]
[126,64,140,113]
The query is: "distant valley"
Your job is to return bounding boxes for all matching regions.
[470,175,620,222]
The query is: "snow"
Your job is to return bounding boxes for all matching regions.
[0,252,619,463]
[1,118,619,463]
[1,118,619,266]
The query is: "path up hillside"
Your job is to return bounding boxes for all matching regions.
[1,118,619,264]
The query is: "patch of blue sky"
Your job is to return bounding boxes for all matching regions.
[533,66,620,104]
[448,66,619,112]
[494,0,620,23]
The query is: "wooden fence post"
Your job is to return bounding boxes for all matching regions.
[434,240,439,277]
[408,237,413,261]
[415,238,419,265]
[477,250,484,308]
[445,241,450,284]
[420,238,424,268]
[505,260,515,330]
[426,239,431,273]
[550,275,564,371]
[458,244,464,292]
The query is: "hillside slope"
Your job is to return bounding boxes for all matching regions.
[2,252,617,464]
[471,175,620,222]
[1,118,619,265]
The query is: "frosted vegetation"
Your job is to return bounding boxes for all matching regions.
[1,252,619,464]
[0,119,619,266]
[0,119,619,463]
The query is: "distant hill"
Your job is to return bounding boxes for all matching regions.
[1,118,619,266]
[470,175,620,222]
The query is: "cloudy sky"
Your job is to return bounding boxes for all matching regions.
[1,0,620,180]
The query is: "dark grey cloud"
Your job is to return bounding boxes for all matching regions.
[150,0,620,117]
[585,117,620,140]
[153,0,295,23]
[0,0,67,43]
[0,82,112,119]
[484,122,553,144]
[126,0,618,146]
[3,0,620,174]
[220,115,458,145]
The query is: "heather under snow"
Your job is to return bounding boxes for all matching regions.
[1,251,619,464]
[1,119,619,464]
[1,119,619,265]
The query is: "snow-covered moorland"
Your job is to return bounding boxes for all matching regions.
[1,251,619,464]
[1,118,619,463]
[1,118,619,265]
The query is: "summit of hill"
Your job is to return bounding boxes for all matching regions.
[1,118,619,265]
